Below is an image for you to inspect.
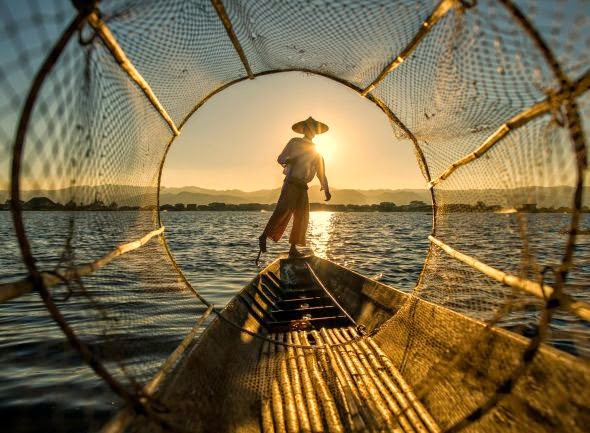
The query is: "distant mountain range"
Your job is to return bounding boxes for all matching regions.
[1,185,588,208]
[158,185,433,206]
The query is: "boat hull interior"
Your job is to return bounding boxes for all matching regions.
[132,255,589,433]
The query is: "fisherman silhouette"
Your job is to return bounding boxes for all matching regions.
[256,117,331,265]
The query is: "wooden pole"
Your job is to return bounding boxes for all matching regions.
[361,0,460,96]
[87,12,180,136]
[428,71,590,188]
[429,235,590,322]
[325,328,396,431]
[316,330,373,432]
[0,226,165,303]
[210,0,254,79]
[332,328,410,433]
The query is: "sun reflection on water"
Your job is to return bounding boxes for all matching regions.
[308,211,335,258]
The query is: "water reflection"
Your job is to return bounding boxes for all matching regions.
[307,211,334,258]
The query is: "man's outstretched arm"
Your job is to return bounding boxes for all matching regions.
[317,155,331,201]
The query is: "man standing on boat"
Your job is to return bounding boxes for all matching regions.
[257,117,331,263]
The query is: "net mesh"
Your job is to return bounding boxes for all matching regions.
[0,0,588,432]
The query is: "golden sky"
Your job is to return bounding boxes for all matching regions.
[161,72,425,191]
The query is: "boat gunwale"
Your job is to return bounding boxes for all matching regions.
[308,256,589,369]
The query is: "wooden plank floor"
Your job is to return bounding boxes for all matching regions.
[259,327,441,433]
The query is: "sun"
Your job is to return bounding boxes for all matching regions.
[313,133,335,163]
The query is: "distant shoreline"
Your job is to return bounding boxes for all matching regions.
[2,197,588,213]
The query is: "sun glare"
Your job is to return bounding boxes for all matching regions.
[308,211,335,258]
[313,133,335,163]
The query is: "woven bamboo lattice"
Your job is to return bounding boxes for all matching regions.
[0,0,589,432]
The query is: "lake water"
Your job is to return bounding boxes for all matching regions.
[1,211,588,432]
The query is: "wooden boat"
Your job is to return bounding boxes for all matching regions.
[107,253,589,433]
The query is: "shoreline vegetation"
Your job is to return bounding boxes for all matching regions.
[2,197,588,213]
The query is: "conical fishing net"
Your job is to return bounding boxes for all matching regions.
[1,0,588,432]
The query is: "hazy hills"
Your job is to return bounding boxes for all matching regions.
[1,185,588,208]
[158,186,432,206]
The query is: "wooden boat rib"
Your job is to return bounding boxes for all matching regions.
[123,253,589,433]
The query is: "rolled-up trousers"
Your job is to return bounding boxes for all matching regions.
[262,178,309,246]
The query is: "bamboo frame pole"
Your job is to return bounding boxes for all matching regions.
[285,333,312,433]
[356,332,441,433]
[497,0,588,294]
[361,0,460,96]
[334,328,414,433]
[429,235,590,322]
[346,328,435,433]
[261,339,276,433]
[276,334,300,433]
[270,334,288,433]
[86,12,180,136]
[298,332,345,433]
[0,226,165,303]
[101,305,214,433]
[300,331,354,433]
[312,330,366,432]
[288,333,322,433]
[317,329,378,432]
[327,328,401,433]
[428,71,590,188]
[210,0,254,79]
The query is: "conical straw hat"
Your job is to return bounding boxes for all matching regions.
[292,116,329,134]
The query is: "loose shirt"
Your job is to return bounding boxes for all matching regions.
[277,137,329,191]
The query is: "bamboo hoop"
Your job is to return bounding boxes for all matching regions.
[155,68,437,313]
[0,226,165,304]
[429,235,590,322]
[86,12,179,136]
[428,71,590,188]
[8,8,153,420]
[298,332,345,433]
[361,0,460,96]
